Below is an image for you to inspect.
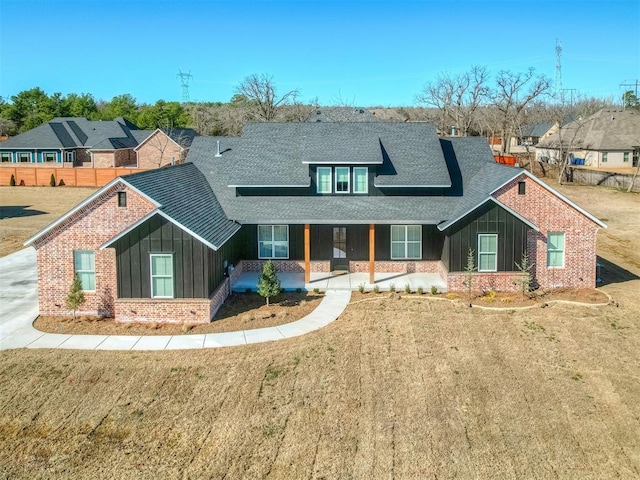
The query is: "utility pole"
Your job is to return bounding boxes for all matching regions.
[620,79,639,97]
[555,39,563,103]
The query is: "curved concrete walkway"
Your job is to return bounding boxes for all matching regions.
[0,248,351,351]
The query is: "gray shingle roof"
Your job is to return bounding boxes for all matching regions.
[226,122,451,188]
[538,109,640,151]
[0,117,183,152]
[121,163,240,249]
[187,128,521,226]
[307,106,377,122]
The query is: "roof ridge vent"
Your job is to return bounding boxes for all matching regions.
[215,140,222,158]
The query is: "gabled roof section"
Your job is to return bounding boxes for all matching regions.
[132,128,198,152]
[119,163,240,249]
[538,108,640,151]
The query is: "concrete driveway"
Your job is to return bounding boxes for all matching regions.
[0,248,350,351]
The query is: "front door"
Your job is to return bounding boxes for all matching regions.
[331,227,348,271]
[633,148,639,167]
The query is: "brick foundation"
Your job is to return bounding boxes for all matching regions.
[115,298,211,324]
[448,272,523,292]
[349,260,444,273]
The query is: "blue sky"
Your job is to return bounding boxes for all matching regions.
[1,0,638,106]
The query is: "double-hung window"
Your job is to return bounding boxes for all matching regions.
[0,153,11,163]
[547,232,565,268]
[150,254,174,298]
[602,152,608,163]
[353,167,368,194]
[391,225,422,259]
[334,167,350,193]
[624,152,629,163]
[73,250,96,291]
[317,167,332,194]
[258,225,289,259]
[478,234,498,272]
[43,152,56,163]
[18,152,32,163]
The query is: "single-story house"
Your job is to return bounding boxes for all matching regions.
[536,109,640,168]
[0,117,196,169]
[508,121,556,153]
[25,122,606,323]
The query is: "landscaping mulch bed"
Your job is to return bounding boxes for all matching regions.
[349,288,610,308]
[33,291,323,336]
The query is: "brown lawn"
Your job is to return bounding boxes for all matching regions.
[1,181,639,479]
[0,186,98,257]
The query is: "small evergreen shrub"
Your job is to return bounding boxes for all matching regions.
[431,285,438,295]
[389,283,396,293]
[404,284,411,294]
[49,174,56,187]
[417,286,424,295]
[9,174,16,186]
[313,287,320,294]
[66,274,86,320]
[373,284,380,294]
[358,283,365,293]
[257,260,281,305]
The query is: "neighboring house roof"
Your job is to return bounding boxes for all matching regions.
[132,128,198,151]
[538,109,640,150]
[0,117,198,153]
[308,106,377,122]
[520,121,553,138]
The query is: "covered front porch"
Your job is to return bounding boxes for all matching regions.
[232,270,447,293]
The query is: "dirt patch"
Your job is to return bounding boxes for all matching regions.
[350,288,610,308]
[33,291,323,335]
[0,186,98,257]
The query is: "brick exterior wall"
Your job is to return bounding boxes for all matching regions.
[493,174,601,289]
[115,298,211,324]
[349,260,444,273]
[136,131,185,169]
[92,151,117,168]
[33,183,157,317]
[447,272,523,292]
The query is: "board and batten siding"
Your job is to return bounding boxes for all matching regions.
[445,202,530,272]
[113,214,239,299]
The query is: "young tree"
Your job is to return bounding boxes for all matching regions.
[514,251,535,298]
[462,248,476,307]
[235,74,299,121]
[66,274,86,320]
[257,260,281,306]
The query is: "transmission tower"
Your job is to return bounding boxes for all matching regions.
[555,39,563,103]
[177,69,193,103]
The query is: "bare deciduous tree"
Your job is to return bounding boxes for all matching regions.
[416,66,490,136]
[493,68,552,153]
[235,74,299,121]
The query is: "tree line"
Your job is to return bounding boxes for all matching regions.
[1,70,631,154]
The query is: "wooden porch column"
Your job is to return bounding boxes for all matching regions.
[369,223,375,284]
[304,223,311,284]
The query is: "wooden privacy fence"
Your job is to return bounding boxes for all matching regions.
[0,167,150,187]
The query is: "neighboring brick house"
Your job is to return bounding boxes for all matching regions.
[26,122,605,323]
[0,117,196,169]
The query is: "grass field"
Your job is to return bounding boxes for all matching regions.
[1,182,639,479]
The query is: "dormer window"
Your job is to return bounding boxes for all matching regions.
[316,166,368,194]
[335,167,350,193]
[317,167,332,193]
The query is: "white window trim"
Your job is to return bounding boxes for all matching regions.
[624,152,629,162]
[390,225,422,260]
[317,167,332,194]
[334,167,350,194]
[43,151,57,163]
[546,232,565,269]
[18,152,32,163]
[150,253,174,298]
[602,152,608,163]
[0,152,11,162]
[65,151,75,162]
[477,233,498,272]
[353,167,368,194]
[73,250,96,292]
[257,225,289,259]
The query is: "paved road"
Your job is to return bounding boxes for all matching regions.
[0,248,351,351]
